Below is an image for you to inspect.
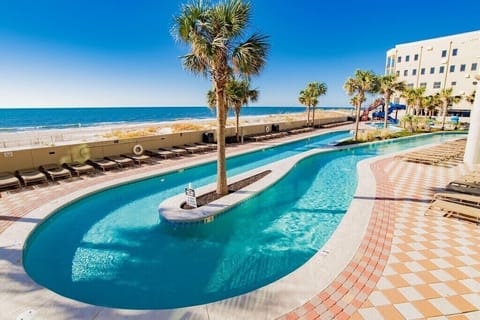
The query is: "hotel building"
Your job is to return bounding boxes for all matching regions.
[385,30,480,112]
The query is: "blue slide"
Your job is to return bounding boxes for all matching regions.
[372,103,406,124]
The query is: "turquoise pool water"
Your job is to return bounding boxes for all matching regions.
[23,132,465,309]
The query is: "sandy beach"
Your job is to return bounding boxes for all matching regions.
[1,110,351,150]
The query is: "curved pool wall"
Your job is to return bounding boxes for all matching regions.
[23,131,465,309]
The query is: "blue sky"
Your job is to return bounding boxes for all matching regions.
[0,0,479,107]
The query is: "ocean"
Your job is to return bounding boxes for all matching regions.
[0,106,352,131]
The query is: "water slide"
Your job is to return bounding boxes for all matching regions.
[361,98,384,121]
[372,103,406,124]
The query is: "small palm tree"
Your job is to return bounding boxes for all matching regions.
[208,79,258,142]
[299,82,327,127]
[310,82,327,127]
[438,88,462,130]
[173,0,269,195]
[466,90,476,105]
[344,70,377,140]
[229,80,258,142]
[401,88,416,115]
[376,74,406,128]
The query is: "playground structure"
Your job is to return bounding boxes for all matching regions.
[361,98,406,124]
[361,98,384,121]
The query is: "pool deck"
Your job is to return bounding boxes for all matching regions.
[0,125,479,320]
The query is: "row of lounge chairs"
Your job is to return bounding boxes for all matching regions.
[0,143,218,192]
[425,167,480,224]
[246,132,288,142]
[397,138,466,166]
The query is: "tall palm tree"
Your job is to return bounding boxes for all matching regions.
[376,74,406,128]
[344,70,376,140]
[173,0,269,195]
[438,88,462,130]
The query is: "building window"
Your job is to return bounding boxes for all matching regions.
[441,50,447,58]
[397,56,402,63]
[430,67,435,74]
[433,82,441,89]
[439,66,445,73]
[414,54,419,61]
[405,55,410,62]
[460,64,466,71]
[450,65,455,72]
[404,70,408,76]
[421,68,425,75]
[412,69,417,76]
[472,63,478,71]
[419,82,427,88]
[451,81,457,86]
[452,48,458,56]
[473,81,478,85]
[407,83,414,88]
[396,71,400,76]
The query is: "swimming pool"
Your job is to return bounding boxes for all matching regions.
[23,131,465,309]
[365,121,402,131]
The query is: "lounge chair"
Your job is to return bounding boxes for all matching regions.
[446,180,480,195]
[86,158,119,172]
[174,145,202,154]
[160,147,188,157]
[15,169,48,186]
[145,149,175,159]
[121,153,153,165]
[105,156,135,168]
[39,164,72,181]
[63,162,96,176]
[195,142,217,151]
[185,144,209,152]
[0,172,22,191]
[425,198,480,224]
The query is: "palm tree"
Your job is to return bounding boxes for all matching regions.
[438,88,462,130]
[401,88,416,115]
[344,70,376,140]
[299,82,327,127]
[209,79,258,142]
[411,87,426,116]
[173,0,269,195]
[229,80,258,142]
[376,74,406,128]
[310,82,327,127]
[298,89,312,126]
[466,90,476,105]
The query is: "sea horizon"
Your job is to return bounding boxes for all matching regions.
[1,106,353,132]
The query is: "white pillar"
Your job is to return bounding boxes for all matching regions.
[464,75,480,165]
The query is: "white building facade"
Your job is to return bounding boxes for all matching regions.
[386,30,480,113]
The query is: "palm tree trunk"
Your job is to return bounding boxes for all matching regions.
[312,107,315,128]
[383,94,390,128]
[215,88,228,195]
[441,101,448,130]
[235,109,240,143]
[306,106,310,127]
[354,100,362,141]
